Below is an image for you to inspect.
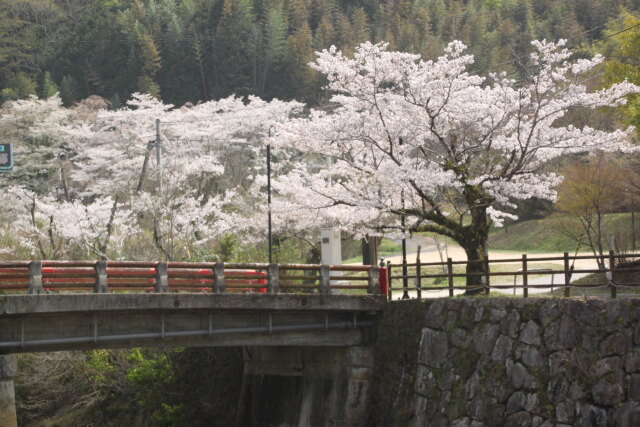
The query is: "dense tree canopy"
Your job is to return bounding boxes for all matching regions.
[3,0,640,106]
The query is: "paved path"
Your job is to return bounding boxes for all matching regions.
[382,237,599,300]
[389,271,592,300]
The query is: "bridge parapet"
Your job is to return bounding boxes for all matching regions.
[0,261,382,296]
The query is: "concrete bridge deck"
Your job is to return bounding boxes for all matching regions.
[0,293,386,353]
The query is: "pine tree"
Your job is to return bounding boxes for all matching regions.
[41,71,59,99]
[59,74,80,107]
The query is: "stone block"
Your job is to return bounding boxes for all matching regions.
[575,403,607,427]
[508,361,534,390]
[543,315,578,351]
[634,321,640,345]
[450,328,471,349]
[599,329,633,357]
[549,350,570,377]
[625,349,640,373]
[538,301,560,327]
[520,345,544,368]
[424,300,447,329]
[491,335,513,362]
[592,356,622,378]
[489,308,506,323]
[418,328,449,368]
[520,320,542,346]
[613,401,640,427]
[592,378,623,406]
[629,373,640,401]
[506,391,526,414]
[504,411,531,427]
[473,323,500,355]
[499,310,521,339]
[555,400,575,424]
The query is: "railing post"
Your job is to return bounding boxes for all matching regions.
[483,257,490,295]
[213,263,225,294]
[267,263,279,294]
[94,260,108,293]
[609,250,617,299]
[563,252,571,297]
[447,258,454,297]
[368,265,380,294]
[416,247,422,299]
[378,260,388,296]
[155,262,169,293]
[522,254,528,298]
[28,261,43,294]
[319,265,331,295]
[387,261,392,301]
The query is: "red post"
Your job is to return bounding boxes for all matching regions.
[378,266,388,296]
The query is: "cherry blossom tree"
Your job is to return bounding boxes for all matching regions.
[270,40,640,287]
[0,93,302,260]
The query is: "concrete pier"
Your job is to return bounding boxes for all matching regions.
[238,346,373,426]
[0,355,17,427]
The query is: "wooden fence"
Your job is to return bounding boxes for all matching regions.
[0,261,381,295]
[387,251,640,299]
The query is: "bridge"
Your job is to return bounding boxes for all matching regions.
[0,260,386,426]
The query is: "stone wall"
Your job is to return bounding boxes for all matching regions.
[367,298,640,426]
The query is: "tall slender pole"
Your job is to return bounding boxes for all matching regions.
[401,200,409,299]
[399,137,409,299]
[156,119,162,195]
[267,126,274,264]
[632,196,636,250]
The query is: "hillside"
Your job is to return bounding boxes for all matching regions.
[488,212,638,253]
[1,0,638,106]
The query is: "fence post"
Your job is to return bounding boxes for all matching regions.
[416,246,422,299]
[387,261,392,301]
[213,262,225,294]
[447,258,454,297]
[483,257,490,295]
[319,265,331,295]
[155,262,169,293]
[609,250,617,299]
[522,254,528,298]
[368,265,380,295]
[94,260,108,293]
[563,252,571,297]
[267,263,279,294]
[28,261,43,294]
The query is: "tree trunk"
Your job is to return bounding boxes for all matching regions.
[461,238,488,295]
[461,201,490,295]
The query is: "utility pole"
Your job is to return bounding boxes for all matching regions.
[632,195,636,250]
[267,126,274,264]
[156,119,162,194]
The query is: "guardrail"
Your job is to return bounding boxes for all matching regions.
[0,261,382,295]
[387,251,640,299]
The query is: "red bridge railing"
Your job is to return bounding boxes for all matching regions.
[0,261,384,295]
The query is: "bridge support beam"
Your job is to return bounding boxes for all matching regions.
[0,355,17,427]
[238,346,373,426]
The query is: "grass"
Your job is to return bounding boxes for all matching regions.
[540,260,640,297]
[488,212,639,253]
[342,238,402,264]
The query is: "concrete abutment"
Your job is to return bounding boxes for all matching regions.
[0,355,17,427]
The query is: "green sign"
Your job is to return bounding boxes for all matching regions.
[0,144,13,171]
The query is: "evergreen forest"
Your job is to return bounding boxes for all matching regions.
[3,0,640,107]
